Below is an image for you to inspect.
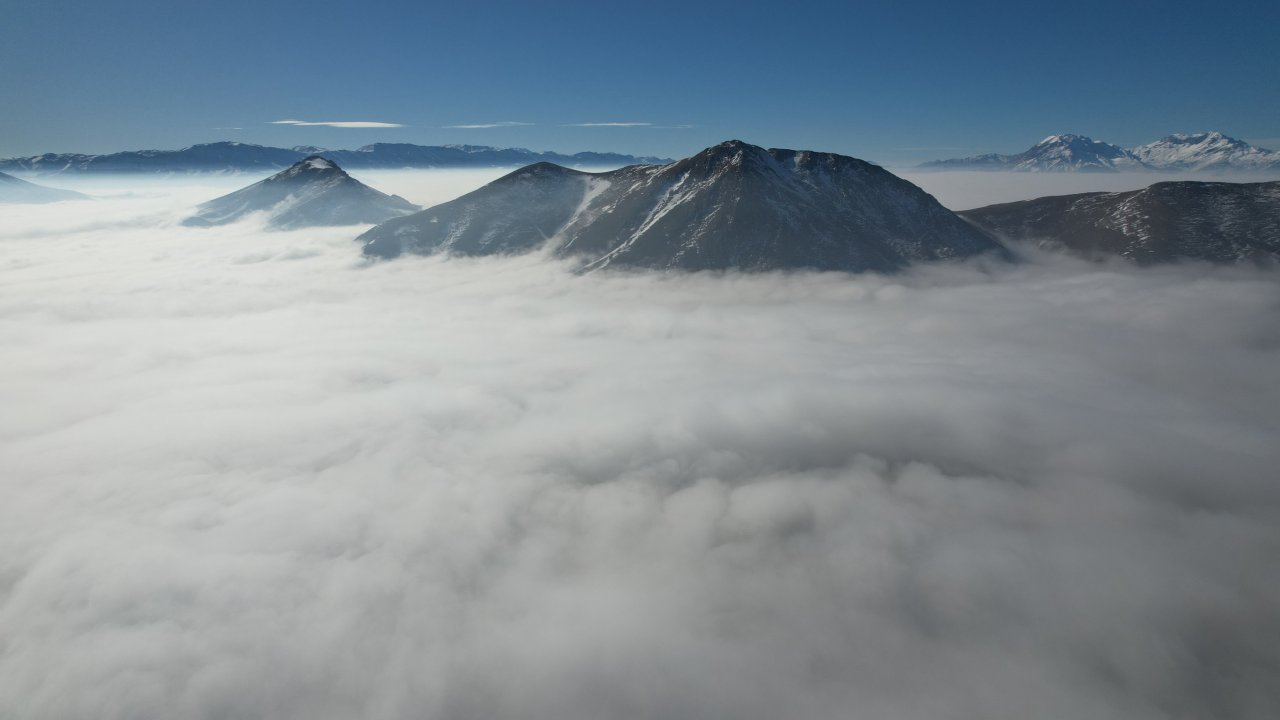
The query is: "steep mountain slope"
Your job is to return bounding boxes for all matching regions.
[183,156,419,229]
[360,140,1007,272]
[0,142,669,175]
[960,180,1280,264]
[0,171,88,203]
[1129,132,1280,172]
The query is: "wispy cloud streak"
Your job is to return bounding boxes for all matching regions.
[564,122,695,129]
[442,122,534,129]
[271,119,404,128]
[566,122,653,127]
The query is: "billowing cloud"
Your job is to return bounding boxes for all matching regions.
[442,122,534,129]
[272,119,405,128]
[1,176,1278,720]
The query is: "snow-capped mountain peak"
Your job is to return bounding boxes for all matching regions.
[1036,133,1085,146]
[1010,134,1140,172]
[1129,131,1280,171]
[303,156,337,171]
[183,156,417,229]
[924,131,1280,173]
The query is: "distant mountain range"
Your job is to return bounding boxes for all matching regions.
[359,140,1007,272]
[0,142,671,175]
[960,180,1280,264]
[0,170,88,203]
[922,132,1280,173]
[184,156,418,229]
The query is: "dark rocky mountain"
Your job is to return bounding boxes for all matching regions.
[923,132,1280,173]
[183,156,419,230]
[0,142,669,175]
[959,180,1280,264]
[360,140,1008,272]
[0,171,88,203]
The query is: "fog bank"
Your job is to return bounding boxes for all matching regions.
[1,184,1279,720]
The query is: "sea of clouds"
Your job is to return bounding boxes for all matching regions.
[2,173,1279,720]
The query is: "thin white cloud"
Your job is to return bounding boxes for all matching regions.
[565,122,695,129]
[566,121,653,127]
[441,122,534,129]
[271,119,404,128]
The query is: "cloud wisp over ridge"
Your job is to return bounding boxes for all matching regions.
[1,177,1278,720]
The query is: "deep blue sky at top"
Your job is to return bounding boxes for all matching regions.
[2,0,1277,165]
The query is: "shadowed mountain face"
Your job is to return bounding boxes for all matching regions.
[960,180,1280,264]
[0,141,669,175]
[0,171,87,203]
[183,156,419,230]
[360,140,1007,272]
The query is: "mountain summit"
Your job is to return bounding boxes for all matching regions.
[1009,135,1143,172]
[1129,132,1280,172]
[184,156,419,229]
[359,140,1007,272]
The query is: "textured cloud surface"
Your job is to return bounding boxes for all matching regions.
[1,179,1279,720]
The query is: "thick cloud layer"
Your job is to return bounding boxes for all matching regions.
[1,179,1279,720]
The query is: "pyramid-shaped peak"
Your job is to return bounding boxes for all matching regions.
[495,162,582,184]
[301,155,338,170]
[184,154,417,229]
[701,139,766,157]
[276,155,347,179]
[1037,134,1096,146]
[684,140,780,170]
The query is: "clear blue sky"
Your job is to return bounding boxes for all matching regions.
[3,0,1278,165]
